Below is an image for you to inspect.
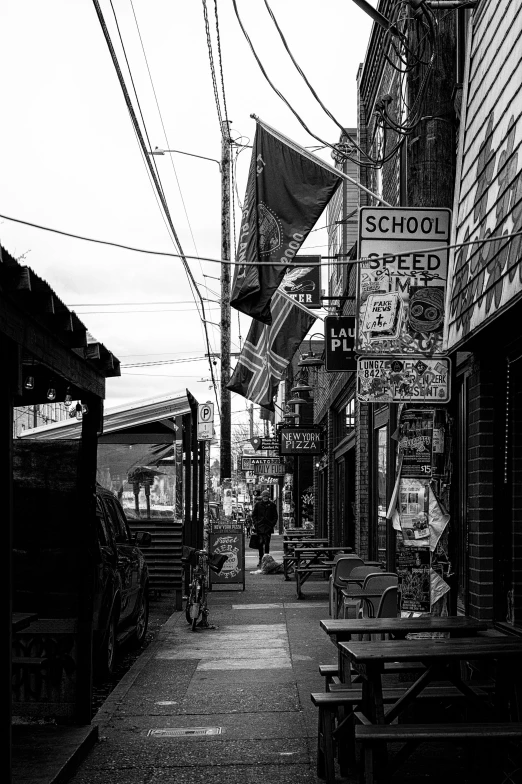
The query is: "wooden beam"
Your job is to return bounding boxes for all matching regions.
[0,296,106,398]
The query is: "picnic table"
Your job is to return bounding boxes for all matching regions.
[338,635,522,782]
[320,616,487,681]
[283,537,329,556]
[293,546,351,597]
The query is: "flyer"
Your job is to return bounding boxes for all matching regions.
[399,478,430,545]
[398,409,435,478]
[396,543,431,613]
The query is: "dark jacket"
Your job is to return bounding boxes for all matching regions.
[252,499,278,535]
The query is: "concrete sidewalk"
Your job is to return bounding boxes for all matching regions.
[14,535,338,784]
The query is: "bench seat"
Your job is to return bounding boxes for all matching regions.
[356,722,522,783]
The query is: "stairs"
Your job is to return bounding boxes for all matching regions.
[127,518,183,608]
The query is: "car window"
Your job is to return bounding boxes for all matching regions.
[105,496,131,543]
[96,496,110,547]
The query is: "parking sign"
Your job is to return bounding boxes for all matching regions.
[197,401,214,441]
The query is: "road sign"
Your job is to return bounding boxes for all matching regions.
[357,207,451,355]
[197,401,214,441]
[324,316,356,372]
[356,356,451,403]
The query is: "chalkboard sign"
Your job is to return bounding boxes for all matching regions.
[209,521,245,590]
[396,544,430,613]
[280,427,322,455]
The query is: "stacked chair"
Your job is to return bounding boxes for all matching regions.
[329,555,364,618]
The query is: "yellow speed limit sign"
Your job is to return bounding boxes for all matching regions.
[197,401,214,440]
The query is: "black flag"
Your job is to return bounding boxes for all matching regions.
[230,120,341,324]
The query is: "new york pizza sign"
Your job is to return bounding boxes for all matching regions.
[279,427,322,455]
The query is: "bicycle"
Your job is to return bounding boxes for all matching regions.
[184,548,227,631]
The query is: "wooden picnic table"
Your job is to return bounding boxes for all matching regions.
[283,537,329,555]
[338,635,522,725]
[294,546,351,597]
[320,616,488,681]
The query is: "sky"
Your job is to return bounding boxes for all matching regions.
[0,0,374,445]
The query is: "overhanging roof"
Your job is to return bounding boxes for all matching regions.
[18,390,196,440]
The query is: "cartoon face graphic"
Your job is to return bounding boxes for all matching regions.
[408,287,445,333]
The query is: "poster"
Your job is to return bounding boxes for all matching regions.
[396,543,430,613]
[398,409,434,478]
[399,478,429,545]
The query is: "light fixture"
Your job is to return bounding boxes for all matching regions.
[24,375,35,391]
[288,393,310,406]
[64,386,73,407]
[75,402,83,421]
[290,368,313,395]
[298,333,325,369]
[81,402,89,415]
[47,380,57,401]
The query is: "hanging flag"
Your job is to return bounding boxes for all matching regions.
[231,119,342,324]
[227,290,316,410]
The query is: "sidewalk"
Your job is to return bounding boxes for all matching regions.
[13,535,337,784]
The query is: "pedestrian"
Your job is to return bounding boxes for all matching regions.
[245,511,253,538]
[251,490,278,568]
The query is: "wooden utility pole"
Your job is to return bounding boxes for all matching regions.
[220,121,232,482]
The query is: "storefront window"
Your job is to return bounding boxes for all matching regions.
[376,425,388,562]
[345,398,355,430]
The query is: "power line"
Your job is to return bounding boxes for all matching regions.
[91,0,220,414]
[5,211,522,268]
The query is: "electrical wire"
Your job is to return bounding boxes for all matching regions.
[5,211,522,269]
[213,0,230,130]
[202,0,228,139]
[91,0,220,414]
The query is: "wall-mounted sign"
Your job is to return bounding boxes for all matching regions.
[324,316,356,372]
[356,356,451,403]
[357,207,451,356]
[258,476,280,484]
[279,427,322,455]
[197,401,214,441]
[241,456,283,471]
[279,255,321,309]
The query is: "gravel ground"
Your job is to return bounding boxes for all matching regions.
[92,592,179,714]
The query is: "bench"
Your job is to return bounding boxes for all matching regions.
[356,722,522,784]
[312,686,490,784]
[320,661,426,689]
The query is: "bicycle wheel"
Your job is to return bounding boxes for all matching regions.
[185,581,199,625]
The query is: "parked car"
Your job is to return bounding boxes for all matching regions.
[94,484,152,678]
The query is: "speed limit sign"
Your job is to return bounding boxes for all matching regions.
[197,401,214,440]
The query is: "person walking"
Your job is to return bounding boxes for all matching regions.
[251,490,278,568]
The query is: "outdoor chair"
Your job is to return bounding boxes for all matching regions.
[328,553,358,615]
[341,572,397,620]
[330,556,364,618]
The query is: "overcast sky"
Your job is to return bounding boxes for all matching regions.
[0,0,373,441]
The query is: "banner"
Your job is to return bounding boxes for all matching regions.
[230,121,341,324]
[227,290,316,410]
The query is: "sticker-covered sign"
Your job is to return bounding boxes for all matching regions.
[356,356,450,403]
[357,207,451,355]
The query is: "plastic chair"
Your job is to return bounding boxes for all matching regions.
[328,553,355,615]
[359,584,398,641]
[357,574,399,619]
[331,556,364,618]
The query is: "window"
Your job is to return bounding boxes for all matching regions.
[345,398,355,431]
[96,496,109,547]
[375,425,388,562]
[103,496,129,543]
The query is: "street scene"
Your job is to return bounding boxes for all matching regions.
[5,1,522,783]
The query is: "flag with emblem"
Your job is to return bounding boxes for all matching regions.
[230,118,341,325]
[227,289,316,410]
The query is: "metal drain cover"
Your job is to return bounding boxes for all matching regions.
[148,727,223,737]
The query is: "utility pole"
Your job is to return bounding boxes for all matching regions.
[249,404,254,440]
[220,121,232,483]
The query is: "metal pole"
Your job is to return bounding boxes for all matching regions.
[220,122,232,483]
